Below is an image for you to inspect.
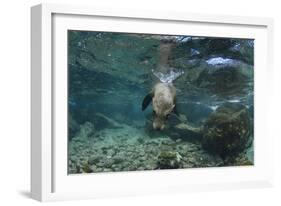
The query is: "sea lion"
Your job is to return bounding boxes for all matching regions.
[142,41,182,130]
[142,82,177,130]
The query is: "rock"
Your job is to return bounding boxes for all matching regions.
[248,105,254,119]
[103,168,112,172]
[195,60,253,97]
[107,149,116,157]
[202,103,251,158]
[113,156,123,164]
[175,139,182,143]
[139,151,145,157]
[138,166,145,170]
[171,122,202,142]
[145,164,157,170]
[137,137,145,144]
[82,163,93,173]
[157,151,182,169]
[74,121,95,140]
[224,153,253,166]
[88,156,100,165]
[205,38,236,54]
[229,40,254,65]
[245,142,254,162]
[92,113,123,130]
[90,165,98,172]
[69,114,79,140]
[94,168,103,172]
[175,123,200,132]
[161,138,174,145]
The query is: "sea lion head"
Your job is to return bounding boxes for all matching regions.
[152,95,175,130]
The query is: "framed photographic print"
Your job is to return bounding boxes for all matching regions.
[31,3,274,201]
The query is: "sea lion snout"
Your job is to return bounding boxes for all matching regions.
[153,116,166,130]
[152,96,175,130]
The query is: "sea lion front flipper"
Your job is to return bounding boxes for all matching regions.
[173,104,179,116]
[142,92,153,111]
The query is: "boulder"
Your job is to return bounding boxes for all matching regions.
[202,103,251,158]
[195,59,253,97]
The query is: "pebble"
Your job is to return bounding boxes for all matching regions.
[68,126,226,174]
[103,168,112,172]
[88,156,100,165]
[139,151,145,156]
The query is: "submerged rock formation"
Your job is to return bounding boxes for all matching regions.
[202,103,251,158]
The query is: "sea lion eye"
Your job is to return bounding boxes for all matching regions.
[166,114,170,119]
[153,110,156,115]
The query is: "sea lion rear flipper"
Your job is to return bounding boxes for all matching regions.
[142,92,153,111]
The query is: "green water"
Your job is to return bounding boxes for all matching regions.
[68,31,254,174]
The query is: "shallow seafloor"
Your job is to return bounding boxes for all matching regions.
[69,124,222,174]
[68,31,254,174]
[68,121,253,174]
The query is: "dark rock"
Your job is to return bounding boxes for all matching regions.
[88,156,100,165]
[224,153,253,166]
[229,40,254,65]
[170,122,202,142]
[248,105,254,119]
[157,151,182,169]
[195,60,253,97]
[82,163,93,173]
[69,114,79,140]
[205,38,236,55]
[73,121,95,140]
[202,103,251,158]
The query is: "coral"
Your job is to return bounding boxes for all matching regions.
[157,151,182,169]
[202,103,251,158]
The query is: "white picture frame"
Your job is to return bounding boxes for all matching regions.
[31,3,274,202]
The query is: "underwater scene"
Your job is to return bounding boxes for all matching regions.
[68,30,254,174]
